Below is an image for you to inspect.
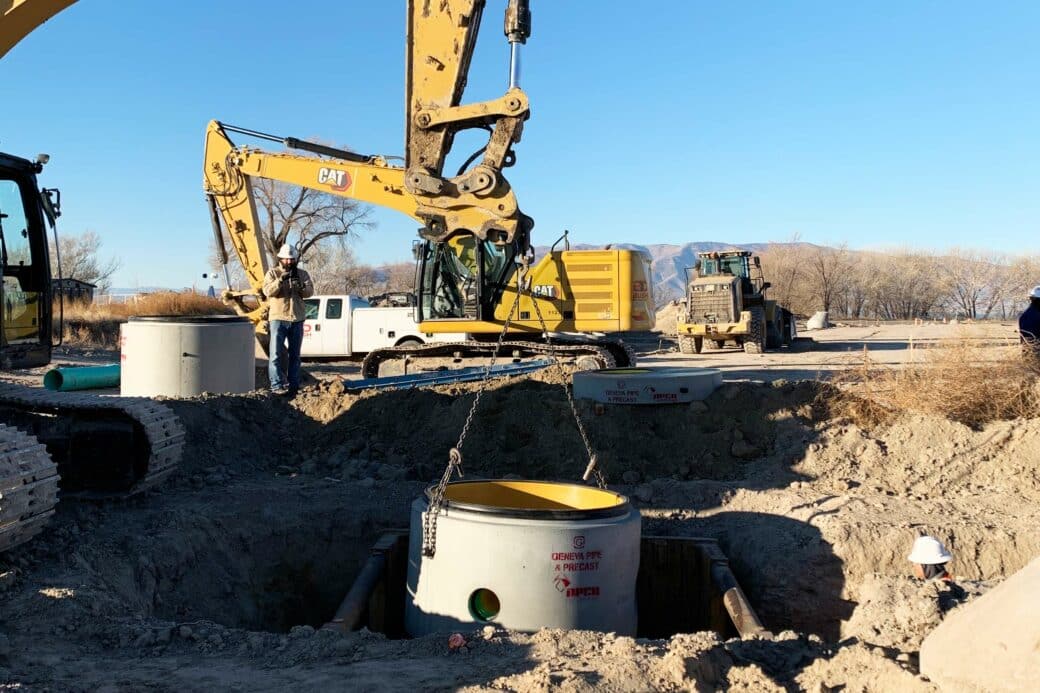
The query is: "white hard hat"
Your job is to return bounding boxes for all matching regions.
[277,244,298,260]
[1030,286,1040,299]
[908,535,952,565]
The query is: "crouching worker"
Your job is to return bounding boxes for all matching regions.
[909,535,954,582]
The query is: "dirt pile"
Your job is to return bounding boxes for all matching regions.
[654,301,682,336]
[289,377,821,484]
[842,574,993,653]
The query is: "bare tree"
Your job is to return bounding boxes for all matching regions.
[869,248,948,320]
[940,248,1005,319]
[50,230,120,292]
[378,262,416,293]
[1003,255,1040,318]
[252,176,373,260]
[304,242,385,295]
[758,236,812,315]
[807,243,853,313]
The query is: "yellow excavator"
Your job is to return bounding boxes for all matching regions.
[0,0,184,553]
[0,0,653,553]
[203,0,655,377]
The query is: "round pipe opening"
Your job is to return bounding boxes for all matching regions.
[468,588,500,622]
[431,480,631,520]
[42,370,63,390]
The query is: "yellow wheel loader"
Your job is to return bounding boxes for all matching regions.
[675,251,795,355]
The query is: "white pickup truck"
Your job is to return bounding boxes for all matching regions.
[300,295,465,358]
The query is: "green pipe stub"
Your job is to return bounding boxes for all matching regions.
[43,364,121,392]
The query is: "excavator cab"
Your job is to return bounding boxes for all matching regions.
[416,236,517,321]
[0,152,54,369]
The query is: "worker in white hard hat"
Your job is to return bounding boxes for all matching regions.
[262,243,314,396]
[908,535,954,582]
[1018,286,1040,349]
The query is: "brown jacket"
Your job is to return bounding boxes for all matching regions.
[262,266,314,322]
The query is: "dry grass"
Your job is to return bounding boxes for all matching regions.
[57,292,232,349]
[821,333,1040,428]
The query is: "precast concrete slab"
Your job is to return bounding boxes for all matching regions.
[572,367,722,405]
[920,556,1040,692]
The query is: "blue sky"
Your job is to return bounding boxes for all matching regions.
[2,0,1038,289]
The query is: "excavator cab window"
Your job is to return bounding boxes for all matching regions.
[418,238,517,321]
[0,175,45,346]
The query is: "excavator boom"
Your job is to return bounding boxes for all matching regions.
[0,0,77,59]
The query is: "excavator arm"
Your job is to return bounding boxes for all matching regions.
[203,121,422,326]
[203,0,534,330]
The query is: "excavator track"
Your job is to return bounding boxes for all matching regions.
[0,424,59,553]
[0,382,184,500]
[361,338,637,379]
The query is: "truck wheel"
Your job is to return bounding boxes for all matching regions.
[678,336,703,354]
[703,339,723,351]
[743,307,766,354]
[395,337,423,347]
[781,310,794,346]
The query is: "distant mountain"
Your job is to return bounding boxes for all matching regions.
[533,241,817,306]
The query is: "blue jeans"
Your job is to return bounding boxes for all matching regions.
[268,319,304,390]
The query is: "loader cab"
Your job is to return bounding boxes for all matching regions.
[698,254,750,280]
[415,236,517,322]
[693,251,769,304]
[0,153,53,369]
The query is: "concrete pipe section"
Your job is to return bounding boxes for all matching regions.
[120,316,255,397]
[572,367,723,405]
[406,480,641,636]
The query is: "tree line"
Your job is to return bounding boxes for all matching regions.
[759,242,1038,321]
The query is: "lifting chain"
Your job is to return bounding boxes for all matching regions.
[527,281,606,489]
[421,253,607,557]
[422,261,527,557]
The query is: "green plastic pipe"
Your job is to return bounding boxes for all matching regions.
[43,364,121,392]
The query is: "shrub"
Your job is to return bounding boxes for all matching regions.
[56,291,233,349]
[820,332,1039,428]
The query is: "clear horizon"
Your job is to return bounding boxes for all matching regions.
[4,1,1037,288]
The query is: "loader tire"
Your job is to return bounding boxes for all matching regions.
[743,307,766,354]
[678,335,703,354]
[704,339,725,351]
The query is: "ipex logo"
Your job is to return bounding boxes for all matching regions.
[317,167,351,191]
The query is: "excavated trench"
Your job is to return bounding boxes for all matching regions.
[100,485,418,634]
